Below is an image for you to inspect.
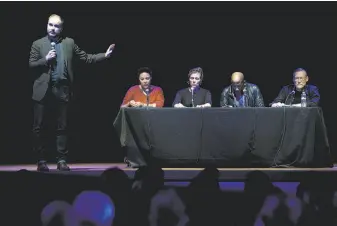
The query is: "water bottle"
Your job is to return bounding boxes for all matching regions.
[301,91,307,107]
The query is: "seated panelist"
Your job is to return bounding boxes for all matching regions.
[271,68,320,107]
[220,72,265,107]
[121,67,165,108]
[173,67,212,108]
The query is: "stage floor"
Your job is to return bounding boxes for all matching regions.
[0,163,336,181]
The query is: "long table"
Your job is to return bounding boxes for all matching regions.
[113,107,332,168]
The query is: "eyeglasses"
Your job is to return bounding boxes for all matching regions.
[294,77,306,81]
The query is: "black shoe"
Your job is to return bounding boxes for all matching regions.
[37,162,50,172]
[57,161,70,171]
[124,157,131,167]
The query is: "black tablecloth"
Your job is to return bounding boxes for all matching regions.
[113,107,332,168]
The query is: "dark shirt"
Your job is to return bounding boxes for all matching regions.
[293,90,302,105]
[172,87,212,107]
[234,89,242,102]
[234,89,246,107]
[49,38,68,83]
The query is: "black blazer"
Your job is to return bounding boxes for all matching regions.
[29,36,106,101]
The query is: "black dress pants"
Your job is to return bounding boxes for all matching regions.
[32,84,70,163]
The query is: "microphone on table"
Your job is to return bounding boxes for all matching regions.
[142,86,151,107]
[145,89,150,107]
[191,87,195,107]
[284,87,296,106]
[269,85,295,107]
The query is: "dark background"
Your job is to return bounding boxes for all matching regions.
[1,2,336,164]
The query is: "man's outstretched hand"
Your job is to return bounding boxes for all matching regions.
[105,44,115,58]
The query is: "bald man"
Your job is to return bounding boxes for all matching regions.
[220,72,265,107]
[29,14,115,171]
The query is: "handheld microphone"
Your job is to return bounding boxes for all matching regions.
[49,42,56,72]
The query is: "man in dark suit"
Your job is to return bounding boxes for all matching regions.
[29,14,115,171]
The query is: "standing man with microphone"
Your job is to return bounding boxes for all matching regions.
[29,14,115,171]
[271,68,320,107]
